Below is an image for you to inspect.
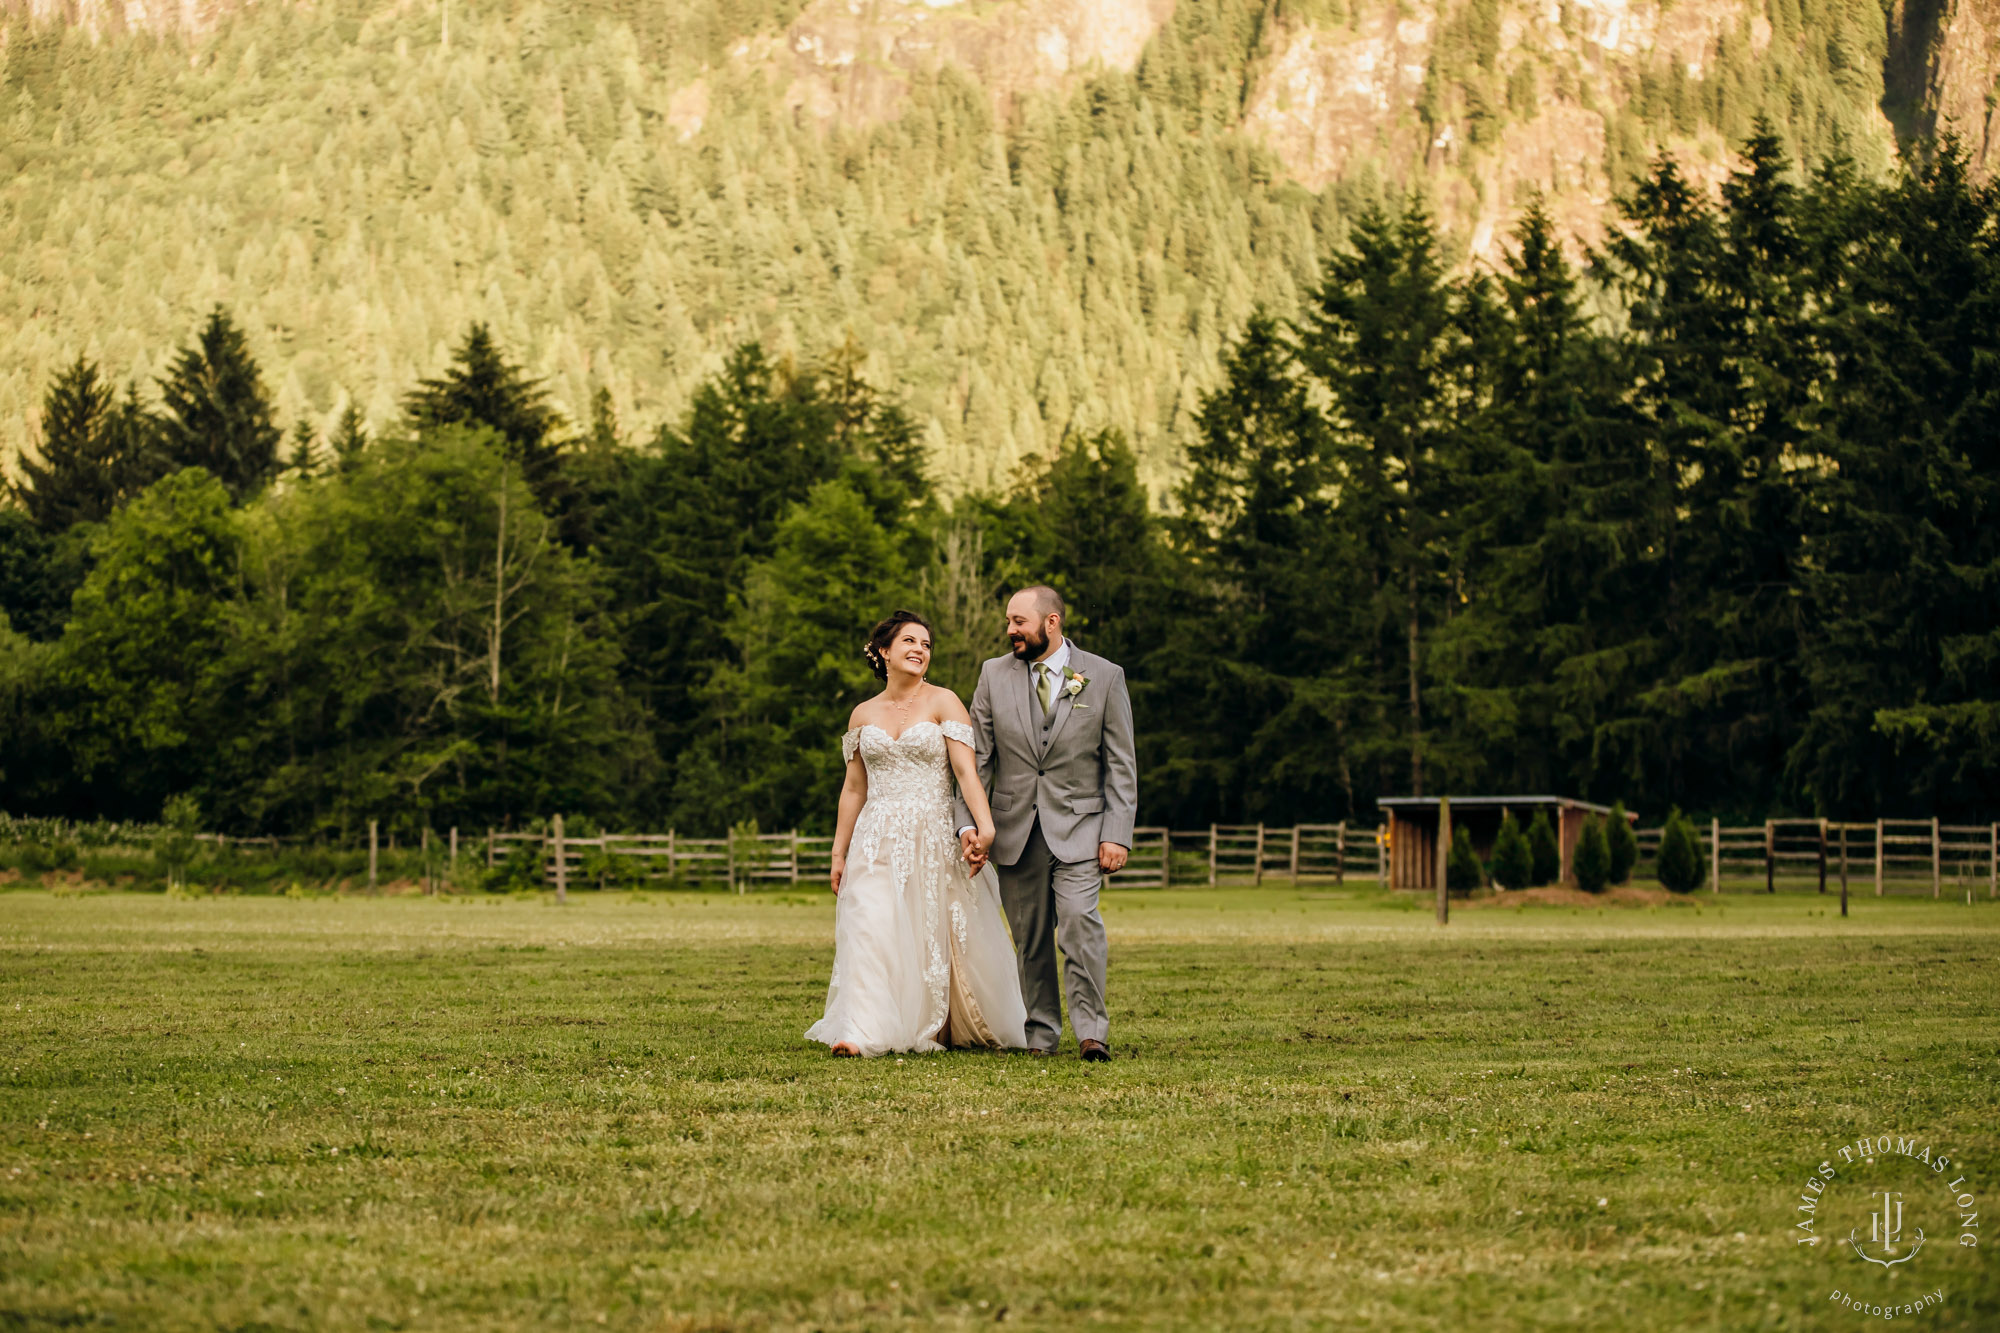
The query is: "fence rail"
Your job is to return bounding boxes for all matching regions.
[15,812,1989,898]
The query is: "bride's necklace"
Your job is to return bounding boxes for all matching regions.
[882,684,924,734]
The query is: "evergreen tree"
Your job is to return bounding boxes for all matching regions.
[156,307,283,503]
[1488,808,1532,890]
[1655,808,1707,893]
[1572,813,1611,892]
[285,421,323,481]
[1527,807,1560,885]
[12,358,158,531]
[404,324,566,491]
[1295,199,1480,798]
[1606,800,1639,885]
[329,405,370,475]
[1445,823,1484,892]
[1789,141,2000,818]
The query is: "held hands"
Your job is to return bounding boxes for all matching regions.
[1097,842,1128,874]
[959,827,994,875]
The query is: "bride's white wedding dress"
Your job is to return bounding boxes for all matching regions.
[806,720,1028,1056]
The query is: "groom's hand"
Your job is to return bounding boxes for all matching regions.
[1097,842,1128,874]
[960,828,988,872]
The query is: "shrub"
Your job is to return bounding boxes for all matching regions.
[1445,824,1484,892]
[1573,815,1611,893]
[1527,809,1560,886]
[1656,808,1707,894]
[1607,801,1639,885]
[155,794,201,892]
[1488,810,1533,890]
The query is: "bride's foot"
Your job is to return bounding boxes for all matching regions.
[830,1042,861,1058]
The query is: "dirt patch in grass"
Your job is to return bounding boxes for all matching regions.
[1467,883,1700,909]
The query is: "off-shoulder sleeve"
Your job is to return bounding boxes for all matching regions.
[841,728,861,764]
[940,719,975,747]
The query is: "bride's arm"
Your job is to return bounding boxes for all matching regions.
[937,692,996,860]
[830,715,869,895]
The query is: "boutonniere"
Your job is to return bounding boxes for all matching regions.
[1061,666,1088,699]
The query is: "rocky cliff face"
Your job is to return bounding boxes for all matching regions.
[1887,0,2000,170]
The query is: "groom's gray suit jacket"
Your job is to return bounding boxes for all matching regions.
[954,646,1138,866]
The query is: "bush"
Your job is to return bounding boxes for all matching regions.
[1445,824,1484,892]
[1488,810,1533,890]
[1573,815,1611,893]
[1607,801,1638,885]
[155,794,201,892]
[1527,809,1560,886]
[1656,808,1707,894]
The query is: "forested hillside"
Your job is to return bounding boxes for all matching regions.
[1,0,1977,488]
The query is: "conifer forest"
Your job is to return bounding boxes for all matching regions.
[0,0,1995,838]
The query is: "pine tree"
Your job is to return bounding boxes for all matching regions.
[285,421,323,481]
[1488,808,1532,890]
[1572,814,1611,893]
[1446,823,1484,892]
[1655,808,1707,893]
[1606,801,1640,885]
[1527,808,1560,885]
[329,405,370,475]
[156,307,283,503]
[404,324,565,489]
[12,358,158,531]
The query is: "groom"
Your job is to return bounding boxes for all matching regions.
[955,586,1137,1061]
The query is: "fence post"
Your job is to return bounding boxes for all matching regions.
[486,827,495,870]
[1991,823,1997,900]
[1335,822,1346,885]
[1290,826,1301,883]
[368,819,378,890]
[1436,798,1451,926]
[1208,824,1217,888]
[1709,818,1719,893]
[1817,819,1827,895]
[1254,823,1265,886]
[791,830,801,885]
[1932,816,1941,899]
[450,826,458,874]
[729,831,740,896]
[1875,819,1884,897]
[667,830,676,880]
[1839,825,1849,918]
[422,826,431,895]
[552,814,567,904]
[1765,820,1775,893]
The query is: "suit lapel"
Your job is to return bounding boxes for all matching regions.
[1009,655,1037,757]
[1040,649,1084,757]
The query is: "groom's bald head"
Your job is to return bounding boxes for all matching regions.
[1016,585,1064,623]
[1005,585,1065,661]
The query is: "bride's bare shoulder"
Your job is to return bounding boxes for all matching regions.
[926,683,971,724]
[846,697,882,731]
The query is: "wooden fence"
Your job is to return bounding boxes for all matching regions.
[154,814,1995,899]
[1633,818,2000,897]
[477,820,1391,892]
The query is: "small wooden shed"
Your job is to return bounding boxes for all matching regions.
[1378,796,1619,891]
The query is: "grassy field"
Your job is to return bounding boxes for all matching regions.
[2,885,1997,1331]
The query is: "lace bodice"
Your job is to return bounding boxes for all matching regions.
[841,720,973,808]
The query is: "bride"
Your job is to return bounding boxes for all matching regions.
[806,610,1028,1057]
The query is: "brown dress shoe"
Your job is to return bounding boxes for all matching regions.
[1079,1039,1110,1062]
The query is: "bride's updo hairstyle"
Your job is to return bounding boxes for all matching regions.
[863,610,933,681]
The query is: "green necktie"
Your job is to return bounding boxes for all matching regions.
[1037,663,1056,720]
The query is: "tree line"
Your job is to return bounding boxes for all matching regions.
[3,127,1995,840]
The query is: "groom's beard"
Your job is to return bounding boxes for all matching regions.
[1009,628,1048,661]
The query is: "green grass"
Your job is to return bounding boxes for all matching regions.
[2,886,1997,1330]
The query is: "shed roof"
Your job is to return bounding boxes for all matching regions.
[1377,795,1615,815]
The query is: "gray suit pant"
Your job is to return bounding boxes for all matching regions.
[997,818,1108,1051]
